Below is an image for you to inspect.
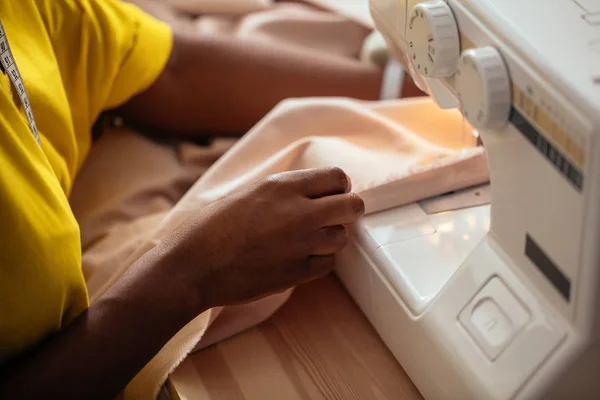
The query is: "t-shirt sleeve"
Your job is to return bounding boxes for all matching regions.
[41,0,174,124]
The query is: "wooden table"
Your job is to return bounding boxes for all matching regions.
[169,275,423,400]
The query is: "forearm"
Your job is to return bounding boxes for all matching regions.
[0,246,203,400]
[119,32,384,137]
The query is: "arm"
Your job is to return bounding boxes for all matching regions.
[0,168,363,400]
[118,31,384,138]
[0,247,203,400]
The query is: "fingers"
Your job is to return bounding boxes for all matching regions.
[304,167,352,198]
[272,167,352,198]
[287,255,336,286]
[307,255,336,279]
[280,225,348,288]
[281,225,345,286]
[311,192,365,227]
[310,225,348,256]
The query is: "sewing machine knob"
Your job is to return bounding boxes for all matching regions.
[455,47,512,130]
[406,1,460,78]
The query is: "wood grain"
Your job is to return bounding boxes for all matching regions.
[169,275,423,400]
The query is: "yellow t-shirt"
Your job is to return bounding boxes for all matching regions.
[0,0,173,362]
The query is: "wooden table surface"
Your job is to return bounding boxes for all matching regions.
[169,274,423,400]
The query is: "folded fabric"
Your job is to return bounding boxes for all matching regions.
[159,0,374,26]
[126,0,372,59]
[66,3,431,399]
[197,3,370,59]
[72,96,488,400]
[163,0,271,15]
[300,0,373,27]
[170,97,486,216]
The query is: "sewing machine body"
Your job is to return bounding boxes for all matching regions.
[337,0,600,399]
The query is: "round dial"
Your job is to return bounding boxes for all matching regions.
[406,1,460,78]
[455,46,512,130]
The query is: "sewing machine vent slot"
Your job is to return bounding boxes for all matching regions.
[525,234,571,301]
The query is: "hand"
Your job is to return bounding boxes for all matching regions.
[163,167,365,309]
[0,167,363,400]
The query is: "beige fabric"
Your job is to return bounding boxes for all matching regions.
[159,0,373,28]
[165,0,272,15]
[70,131,236,296]
[67,2,483,398]
[300,0,373,27]
[76,0,376,298]
[72,96,488,399]
[194,3,370,60]
[127,0,372,60]
[168,98,487,217]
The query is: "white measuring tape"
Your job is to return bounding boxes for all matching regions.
[0,21,40,145]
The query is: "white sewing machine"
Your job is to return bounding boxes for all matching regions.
[336,0,600,399]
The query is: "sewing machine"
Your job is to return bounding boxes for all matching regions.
[336,0,600,399]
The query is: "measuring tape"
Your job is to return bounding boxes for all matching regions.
[0,21,40,145]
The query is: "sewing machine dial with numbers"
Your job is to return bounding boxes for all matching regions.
[455,47,512,131]
[406,0,460,78]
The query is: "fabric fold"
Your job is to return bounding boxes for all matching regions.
[74,96,487,399]
[68,3,485,399]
